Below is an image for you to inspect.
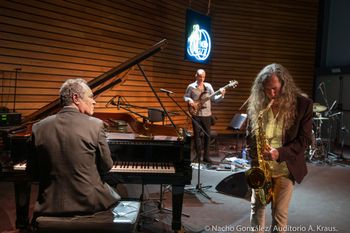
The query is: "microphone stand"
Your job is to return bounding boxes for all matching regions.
[335,76,347,161]
[105,95,150,123]
[337,76,345,160]
[137,64,181,137]
[164,92,212,200]
[318,83,336,163]
[13,68,21,112]
[319,83,329,110]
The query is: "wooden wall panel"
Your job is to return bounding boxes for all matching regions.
[209,0,318,132]
[0,0,318,134]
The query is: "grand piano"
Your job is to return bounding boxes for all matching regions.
[0,39,192,232]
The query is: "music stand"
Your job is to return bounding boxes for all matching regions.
[222,113,247,160]
[148,108,164,124]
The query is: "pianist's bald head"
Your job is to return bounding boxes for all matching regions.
[60,78,90,106]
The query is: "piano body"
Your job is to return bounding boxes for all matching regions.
[0,39,192,232]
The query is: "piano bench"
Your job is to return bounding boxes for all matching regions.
[34,201,141,233]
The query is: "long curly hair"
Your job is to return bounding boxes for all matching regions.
[247,63,301,132]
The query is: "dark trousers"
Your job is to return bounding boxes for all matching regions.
[192,116,211,160]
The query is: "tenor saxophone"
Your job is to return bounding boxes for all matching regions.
[245,99,274,205]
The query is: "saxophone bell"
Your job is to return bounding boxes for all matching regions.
[246,167,266,189]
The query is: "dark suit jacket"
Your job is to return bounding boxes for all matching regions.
[277,95,313,183]
[247,95,313,184]
[27,107,120,217]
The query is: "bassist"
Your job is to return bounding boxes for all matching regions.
[184,69,225,164]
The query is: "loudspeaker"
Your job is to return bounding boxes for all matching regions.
[215,172,249,198]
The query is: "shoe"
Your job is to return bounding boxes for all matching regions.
[203,158,213,164]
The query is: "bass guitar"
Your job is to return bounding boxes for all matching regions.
[189,80,238,115]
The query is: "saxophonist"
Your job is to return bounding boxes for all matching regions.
[246,64,313,232]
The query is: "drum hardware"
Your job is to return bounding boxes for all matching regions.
[308,142,327,164]
[313,117,329,121]
[313,103,327,113]
[328,111,342,118]
[308,131,326,162]
[325,112,344,163]
[313,79,345,164]
[307,111,328,163]
[324,100,337,117]
[309,110,345,165]
[326,76,347,162]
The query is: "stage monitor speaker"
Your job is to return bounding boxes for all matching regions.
[215,172,249,198]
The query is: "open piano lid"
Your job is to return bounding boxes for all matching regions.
[22,39,168,124]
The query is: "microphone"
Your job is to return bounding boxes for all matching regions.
[107,95,118,107]
[160,88,173,94]
[329,100,337,111]
[318,82,325,97]
[117,96,121,110]
[325,100,337,116]
[317,82,324,90]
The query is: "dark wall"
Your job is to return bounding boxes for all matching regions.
[315,0,350,146]
[326,0,350,67]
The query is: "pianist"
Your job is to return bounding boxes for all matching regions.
[27,78,120,220]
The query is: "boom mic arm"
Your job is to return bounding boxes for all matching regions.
[325,100,337,117]
[318,81,329,109]
[105,95,121,107]
[160,88,173,95]
[163,90,209,138]
[317,82,324,90]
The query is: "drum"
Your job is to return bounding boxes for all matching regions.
[307,130,326,161]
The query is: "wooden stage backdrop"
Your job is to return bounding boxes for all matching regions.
[0,0,318,134]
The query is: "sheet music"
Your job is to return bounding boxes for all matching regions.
[107,132,178,141]
[153,135,178,141]
[107,132,136,140]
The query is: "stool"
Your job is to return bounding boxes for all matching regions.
[34,201,141,233]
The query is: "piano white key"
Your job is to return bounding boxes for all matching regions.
[111,162,175,174]
[13,162,27,170]
[11,162,176,173]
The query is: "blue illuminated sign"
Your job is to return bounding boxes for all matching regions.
[185,9,212,64]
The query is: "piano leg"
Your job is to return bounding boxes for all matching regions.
[14,181,31,229]
[171,184,185,232]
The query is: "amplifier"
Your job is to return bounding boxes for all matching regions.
[0,112,22,126]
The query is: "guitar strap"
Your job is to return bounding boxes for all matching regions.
[196,83,207,100]
[202,83,208,97]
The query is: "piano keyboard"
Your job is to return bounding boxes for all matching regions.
[12,162,176,174]
[111,162,175,174]
[13,163,27,171]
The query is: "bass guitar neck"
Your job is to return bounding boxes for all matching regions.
[189,80,238,115]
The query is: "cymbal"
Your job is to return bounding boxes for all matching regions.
[313,103,327,112]
[313,117,328,120]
